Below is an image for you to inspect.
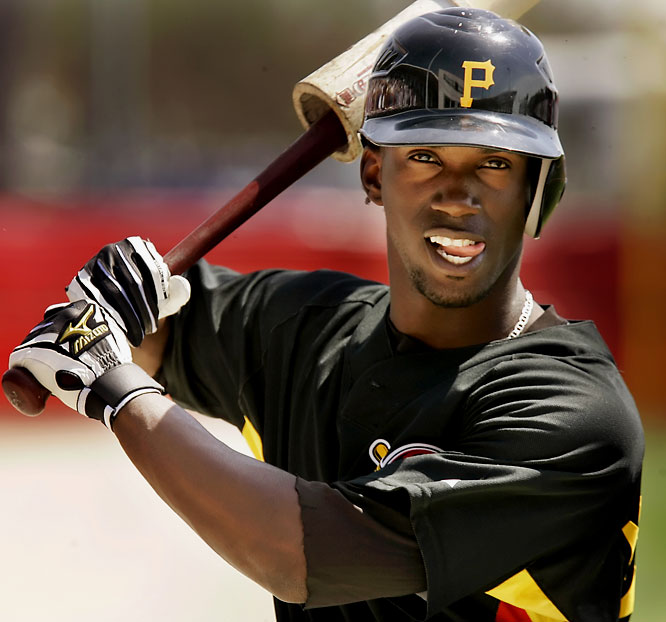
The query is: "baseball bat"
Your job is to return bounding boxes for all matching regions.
[1,110,347,416]
[2,0,540,416]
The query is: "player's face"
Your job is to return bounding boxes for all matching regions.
[362,145,529,308]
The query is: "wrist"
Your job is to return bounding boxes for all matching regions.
[85,363,164,429]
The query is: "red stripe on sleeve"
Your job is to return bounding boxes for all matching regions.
[496,601,533,622]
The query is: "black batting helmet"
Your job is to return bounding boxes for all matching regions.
[360,8,566,238]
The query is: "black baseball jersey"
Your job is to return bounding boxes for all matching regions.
[158,262,643,622]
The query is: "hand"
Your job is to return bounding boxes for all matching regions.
[8,300,164,428]
[66,237,191,347]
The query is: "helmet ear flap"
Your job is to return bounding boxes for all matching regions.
[524,156,567,238]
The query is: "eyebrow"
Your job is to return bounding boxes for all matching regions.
[418,146,512,155]
[478,147,509,155]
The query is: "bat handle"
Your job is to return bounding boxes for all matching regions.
[2,367,51,416]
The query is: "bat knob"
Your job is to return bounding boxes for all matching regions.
[2,367,50,416]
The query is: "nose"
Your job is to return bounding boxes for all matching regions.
[430,174,480,218]
[431,197,479,218]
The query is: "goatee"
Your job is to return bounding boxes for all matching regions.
[409,266,491,309]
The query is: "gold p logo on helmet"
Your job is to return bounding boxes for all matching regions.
[460,59,495,107]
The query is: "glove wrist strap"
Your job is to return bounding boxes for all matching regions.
[83,363,164,429]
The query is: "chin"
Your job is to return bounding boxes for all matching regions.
[410,267,491,309]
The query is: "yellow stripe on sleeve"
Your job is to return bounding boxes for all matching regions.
[526,612,566,622]
[622,520,639,563]
[619,519,639,618]
[241,416,265,462]
[619,565,636,618]
[486,569,568,621]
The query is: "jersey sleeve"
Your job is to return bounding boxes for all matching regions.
[157,261,300,429]
[157,261,384,439]
[332,353,643,621]
[295,477,427,608]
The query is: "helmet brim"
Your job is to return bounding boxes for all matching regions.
[360,109,564,160]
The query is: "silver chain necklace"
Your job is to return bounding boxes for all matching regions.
[506,290,533,339]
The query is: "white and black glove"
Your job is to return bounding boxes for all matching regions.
[66,236,191,347]
[8,300,164,428]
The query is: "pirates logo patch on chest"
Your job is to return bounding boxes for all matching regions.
[369,438,444,471]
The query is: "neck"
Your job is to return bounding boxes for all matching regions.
[389,267,541,350]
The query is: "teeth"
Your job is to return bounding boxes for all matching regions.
[428,236,476,247]
[435,249,473,265]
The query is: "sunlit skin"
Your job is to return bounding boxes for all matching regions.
[361,144,543,349]
[116,144,547,605]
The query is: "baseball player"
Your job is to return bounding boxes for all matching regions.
[9,9,643,622]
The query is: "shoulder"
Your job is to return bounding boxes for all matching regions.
[258,268,388,311]
[187,260,386,304]
[184,261,389,334]
[488,320,631,407]
[458,319,621,396]
[471,318,620,375]
[462,321,643,472]
[480,319,638,415]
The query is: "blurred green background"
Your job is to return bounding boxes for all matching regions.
[0,1,663,620]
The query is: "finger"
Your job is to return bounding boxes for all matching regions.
[158,275,191,319]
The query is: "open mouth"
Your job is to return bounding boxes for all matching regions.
[427,235,486,265]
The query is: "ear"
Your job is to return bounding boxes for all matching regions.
[360,146,383,206]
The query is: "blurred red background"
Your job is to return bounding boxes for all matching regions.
[2,191,645,418]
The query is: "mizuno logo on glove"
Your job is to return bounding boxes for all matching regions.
[59,304,110,355]
[9,300,164,428]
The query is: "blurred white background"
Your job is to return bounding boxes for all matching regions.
[0,416,275,621]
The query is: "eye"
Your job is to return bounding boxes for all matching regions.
[483,158,511,169]
[409,151,440,164]
[481,158,511,170]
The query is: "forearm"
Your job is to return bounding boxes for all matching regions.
[112,392,307,603]
[130,319,170,377]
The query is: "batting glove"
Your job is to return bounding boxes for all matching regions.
[9,300,164,428]
[66,236,191,347]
